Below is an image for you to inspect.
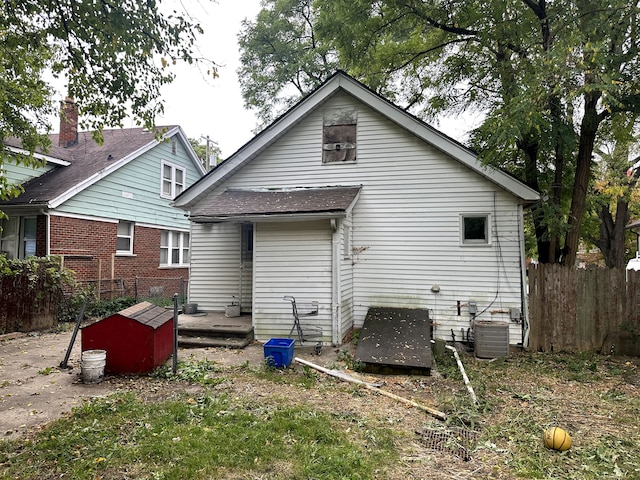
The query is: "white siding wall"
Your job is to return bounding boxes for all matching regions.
[192,91,527,345]
[252,220,332,341]
[189,222,241,310]
[340,216,355,341]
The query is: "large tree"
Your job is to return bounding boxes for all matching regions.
[1,0,211,202]
[238,0,640,265]
[237,0,338,128]
[583,113,640,267]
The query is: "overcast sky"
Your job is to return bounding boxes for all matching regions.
[156,0,264,158]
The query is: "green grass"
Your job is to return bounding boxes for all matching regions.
[0,389,396,480]
[1,351,639,479]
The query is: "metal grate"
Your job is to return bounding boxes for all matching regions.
[415,427,479,461]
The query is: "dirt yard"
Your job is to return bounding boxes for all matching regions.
[2,327,639,479]
[0,328,354,440]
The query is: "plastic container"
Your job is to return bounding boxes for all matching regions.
[183,303,198,314]
[81,349,106,384]
[263,338,295,368]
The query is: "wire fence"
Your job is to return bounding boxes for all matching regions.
[65,276,188,305]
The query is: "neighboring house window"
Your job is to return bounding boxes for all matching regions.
[161,161,185,199]
[22,217,37,257]
[0,217,18,259]
[116,221,134,254]
[323,108,357,163]
[160,230,189,266]
[0,216,36,259]
[461,214,490,245]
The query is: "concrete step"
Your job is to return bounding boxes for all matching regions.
[178,324,254,338]
[178,335,253,349]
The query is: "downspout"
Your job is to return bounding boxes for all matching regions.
[331,218,340,346]
[518,204,530,348]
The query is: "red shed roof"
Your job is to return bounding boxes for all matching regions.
[118,302,173,329]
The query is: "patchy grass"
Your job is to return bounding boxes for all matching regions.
[1,351,639,479]
[0,389,396,480]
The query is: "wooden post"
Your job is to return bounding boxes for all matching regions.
[445,345,478,405]
[294,357,447,421]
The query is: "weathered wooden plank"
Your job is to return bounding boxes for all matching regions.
[528,265,640,355]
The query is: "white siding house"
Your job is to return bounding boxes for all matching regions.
[174,72,539,347]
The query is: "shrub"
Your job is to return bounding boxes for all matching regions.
[0,255,75,332]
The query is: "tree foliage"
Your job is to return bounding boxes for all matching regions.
[1,0,211,203]
[237,0,339,128]
[238,0,640,265]
[583,113,640,267]
[189,137,221,170]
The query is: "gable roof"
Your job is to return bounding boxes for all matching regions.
[174,71,540,210]
[190,186,362,222]
[2,126,206,208]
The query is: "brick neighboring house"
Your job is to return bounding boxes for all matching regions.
[1,99,206,294]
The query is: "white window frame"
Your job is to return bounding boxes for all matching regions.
[116,221,134,255]
[160,230,190,267]
[160,161,185,199]
[460,214,491,245]
[1,216,37,259]
[0,216,19,259]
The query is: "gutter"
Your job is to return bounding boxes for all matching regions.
[190,211,347,224]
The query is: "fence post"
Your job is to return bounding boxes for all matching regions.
[172,293,179,374]
[135,276,139,303]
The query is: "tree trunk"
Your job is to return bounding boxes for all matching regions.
[595,200,630,268]
[562,91,602,266]
[518,135,558,263]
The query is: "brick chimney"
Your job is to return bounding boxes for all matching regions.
[59,97,78,147]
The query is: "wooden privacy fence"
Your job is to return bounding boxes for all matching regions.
[528,264,640,355]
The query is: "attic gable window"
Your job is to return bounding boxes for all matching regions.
[161,161,185,199]
[323,108,357,163]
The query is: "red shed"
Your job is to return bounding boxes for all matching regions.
[81,302,174,374]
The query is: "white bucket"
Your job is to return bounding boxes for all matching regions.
[81,349,106,384]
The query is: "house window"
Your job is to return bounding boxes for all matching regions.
[23,217,37,257]
[461,214,490,245]
[322,108,357,163]
[0,217,19,259]
[161,230,189,266]
[0,216,37,259]
[161,161,185,199]
[241,224,253,263]
[116,221,134,254]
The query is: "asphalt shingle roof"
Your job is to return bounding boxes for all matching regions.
[190,186,362,220]
[2,127,175,206]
